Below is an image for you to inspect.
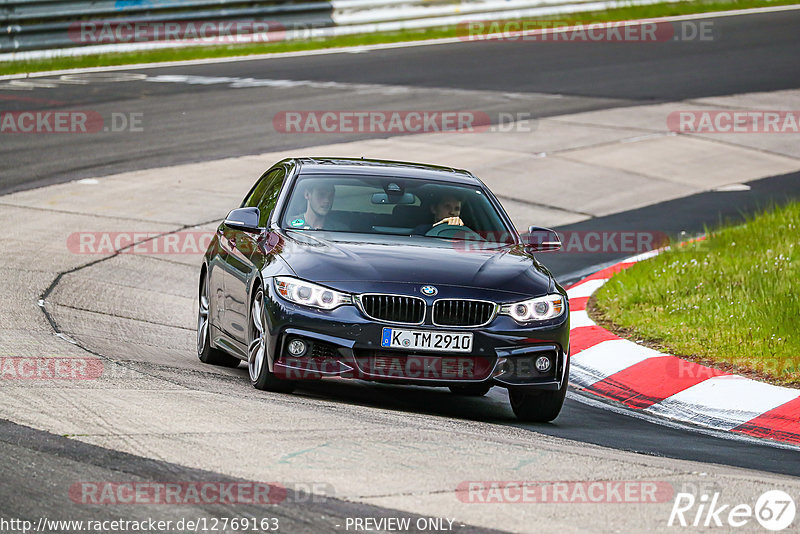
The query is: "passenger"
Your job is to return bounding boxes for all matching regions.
[288,181,348,231]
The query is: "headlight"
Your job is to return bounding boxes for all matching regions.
[500,294,565,323]
[273,276,352,310]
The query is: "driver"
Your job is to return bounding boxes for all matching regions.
[413,193,465,234]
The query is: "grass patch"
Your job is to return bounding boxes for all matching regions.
[1,0,798,76]
[592,202,800,387]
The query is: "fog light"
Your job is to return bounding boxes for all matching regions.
[287,339,307,356]
[535,356,551,372]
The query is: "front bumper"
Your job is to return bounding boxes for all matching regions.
[263,282,570,391]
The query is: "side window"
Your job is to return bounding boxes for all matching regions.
[243,168,285,227]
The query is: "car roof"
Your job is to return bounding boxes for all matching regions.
[293,157,480,185]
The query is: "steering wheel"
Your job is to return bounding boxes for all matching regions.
[424,224,484,240]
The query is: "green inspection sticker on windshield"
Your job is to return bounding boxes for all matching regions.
[290,218,305,227]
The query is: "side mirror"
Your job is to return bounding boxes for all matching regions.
[525,226,561,252]
[224,207,261,233]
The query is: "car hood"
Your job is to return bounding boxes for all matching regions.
[275,230,555,298]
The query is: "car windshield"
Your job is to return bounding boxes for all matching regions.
[280,174,515,243]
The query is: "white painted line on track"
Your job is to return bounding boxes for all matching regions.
[569,310,595,328]
[566,278,607,299]
[1,5,799,80]
[623,250,660,263]
[646,376,800,431]
[571,339,661,386]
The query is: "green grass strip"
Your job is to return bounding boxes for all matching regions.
[592,201,800,387]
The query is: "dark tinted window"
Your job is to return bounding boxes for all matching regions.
[280,174,514,242]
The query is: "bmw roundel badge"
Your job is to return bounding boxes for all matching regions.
[420,285,438,296]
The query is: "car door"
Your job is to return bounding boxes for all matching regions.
[221,167,286,346]
[207,223,231,342]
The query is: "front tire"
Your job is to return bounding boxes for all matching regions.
[248,289,295,393]
[197,272,241,368]
[508,359,569,422]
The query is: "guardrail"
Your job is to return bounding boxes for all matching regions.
[1,0,335,52]
[1,0,681,59]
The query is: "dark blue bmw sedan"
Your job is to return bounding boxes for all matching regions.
[198,157,570,421]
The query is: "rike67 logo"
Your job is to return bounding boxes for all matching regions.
[668,490,796,531]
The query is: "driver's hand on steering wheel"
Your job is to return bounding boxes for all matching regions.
[433,216,464,227]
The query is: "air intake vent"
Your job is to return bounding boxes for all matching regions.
[433,299,495,327]
[359,295,425,324]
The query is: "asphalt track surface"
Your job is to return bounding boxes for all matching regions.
[2,7,800,531]
[0,419,504,533]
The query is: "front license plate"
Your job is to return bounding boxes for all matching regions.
[380,328,473,353]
